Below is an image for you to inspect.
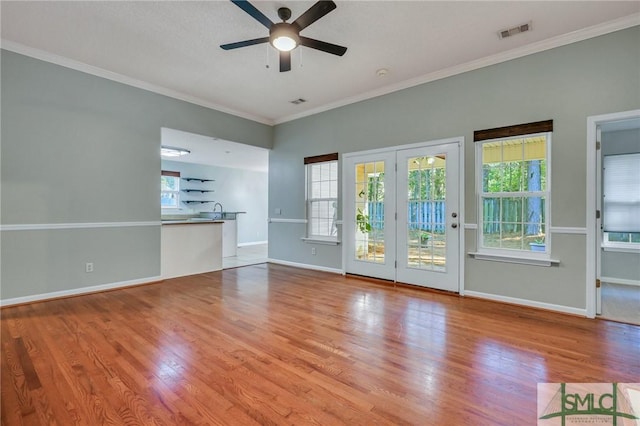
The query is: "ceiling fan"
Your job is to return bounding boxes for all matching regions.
[220,0,347,72]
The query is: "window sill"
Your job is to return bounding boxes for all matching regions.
[468,252,560,267]
[601,244,640,254]
[301,237,340,245]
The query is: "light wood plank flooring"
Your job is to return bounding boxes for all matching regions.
[2,264,639,425]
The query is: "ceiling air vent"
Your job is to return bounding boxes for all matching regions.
[290,98,307,105]
[498,21,532,39]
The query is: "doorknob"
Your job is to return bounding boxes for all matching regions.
[452,212,458,218]
[451,223,458,229]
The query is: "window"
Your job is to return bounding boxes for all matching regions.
[475,120,552,257]
[603,153,640,248]
[161,170,180,209]
[305,153,338,241]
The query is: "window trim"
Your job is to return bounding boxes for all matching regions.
[475,130,552,260]
[601,232,640,252]
[305,154,339,242]
[474,120,553,142]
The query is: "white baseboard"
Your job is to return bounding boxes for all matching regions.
[0,276,162,307]
[238,240,268,247]
[464,290,587,317]
[600,276,640,287]
[267,258,342,275]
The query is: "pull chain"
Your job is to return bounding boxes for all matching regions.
[265,44,270,69]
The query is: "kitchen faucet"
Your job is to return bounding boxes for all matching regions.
[213,202,223,216]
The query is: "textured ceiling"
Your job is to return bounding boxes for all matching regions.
[2,1,639,125]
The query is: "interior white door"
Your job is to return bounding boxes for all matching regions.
[344,151,396,280]
[396,143,460,292]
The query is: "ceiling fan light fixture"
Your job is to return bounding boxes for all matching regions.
[270,23,299,52]
[272,35,297,52]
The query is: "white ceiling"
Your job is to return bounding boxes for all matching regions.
[2,1,639,127]
[161,127,269,171]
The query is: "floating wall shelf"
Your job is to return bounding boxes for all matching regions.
[182,177,215,182]
[182,200,216,204]
[182,189,215,193]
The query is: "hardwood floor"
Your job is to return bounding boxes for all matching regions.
[2,264,639,425]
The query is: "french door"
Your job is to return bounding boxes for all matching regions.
[396,144,460,291]
[344,141,461,292]
[344,151,397,280]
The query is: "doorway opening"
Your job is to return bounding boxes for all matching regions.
[160,127,269,270]
[587,110,640,324]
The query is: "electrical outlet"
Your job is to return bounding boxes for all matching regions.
[311,247,316,255]
[85,262,94,273]
[275,208,281,215]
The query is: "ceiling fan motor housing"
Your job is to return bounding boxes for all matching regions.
[277,7,292,21]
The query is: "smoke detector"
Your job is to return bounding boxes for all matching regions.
[498,21,532,39]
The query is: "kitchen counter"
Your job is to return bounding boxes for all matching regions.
[161,220,222,278]
[199,211,246,220]
[161,211,245,260]
[162,219,224,225]
[196,212,245,257]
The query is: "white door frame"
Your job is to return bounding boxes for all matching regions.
[586,109,640,318]
[342,137,465,293]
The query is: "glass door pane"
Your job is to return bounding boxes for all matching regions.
[354,160,386,263]
[405,155,447,271]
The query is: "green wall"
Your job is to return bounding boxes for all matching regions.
[269,26,640,310]
[2,27,639,311]
[1,50,272,301]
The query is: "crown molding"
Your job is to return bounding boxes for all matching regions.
[274,13,640,125]
[0,39,274,126]
[3,13,638,127]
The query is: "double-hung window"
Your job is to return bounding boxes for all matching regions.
[475,120,552,258]
[305,153,339,242]
[161,170,180,209]
[602,152,640,249]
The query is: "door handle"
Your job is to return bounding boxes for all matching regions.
[451,223,458,229]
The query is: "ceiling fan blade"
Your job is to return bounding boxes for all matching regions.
[231,0,274,29]
[280,51,291,72]
[299,36,347,56]
[292,1,336,31]
[220,37,269,50]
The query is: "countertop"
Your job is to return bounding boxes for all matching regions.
[161,219,224,226]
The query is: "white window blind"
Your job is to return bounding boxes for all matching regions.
[603,153,640,232]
